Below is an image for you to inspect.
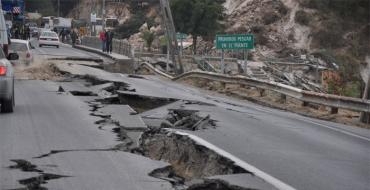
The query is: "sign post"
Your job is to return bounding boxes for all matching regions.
[90,12,96,36]
[216,34,254,74]
[243,49,247,74]
[176,33,187,57]
[221,49,225,73]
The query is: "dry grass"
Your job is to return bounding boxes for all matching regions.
[181,78,369,129]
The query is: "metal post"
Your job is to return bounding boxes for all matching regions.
[102,0,106,30]
[22,0,26,25]
[221,49,225,74]
[316,57,319,83]
[180,38,183,58]
[166,39,170,72]
[159,0,184,74]
[57,0,60,17]
[244,49,248,75]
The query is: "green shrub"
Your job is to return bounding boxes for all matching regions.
[140,30,155,51]
[342,81,362,98]
[114,11,156,39]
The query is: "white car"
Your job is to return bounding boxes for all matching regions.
[39,31,60,48]
[0,48,19,113]
[9,39,34,65]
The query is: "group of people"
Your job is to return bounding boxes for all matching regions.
[99,29,114,54]
[52,27,79,46]
[10,24,31,40]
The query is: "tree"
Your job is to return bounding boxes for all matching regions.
[140,29,155,52]
[171,0,225,54]
[114,12,146,39]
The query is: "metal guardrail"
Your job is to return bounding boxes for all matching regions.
[139,62,175,79]
[166,71,369,113]
[79,40,369,113]
[81,37,133,57]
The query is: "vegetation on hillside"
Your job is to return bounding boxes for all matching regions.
[140,29,155,52]
[171,0,225,54]
[114,12,156,39]
[298,0,369,97]
[114,3,156,39]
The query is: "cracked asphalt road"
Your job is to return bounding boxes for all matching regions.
[0,80,172,190]
[1,43,369,190]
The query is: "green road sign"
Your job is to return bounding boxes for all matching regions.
[176,33,187,40]
[216,34,254,50]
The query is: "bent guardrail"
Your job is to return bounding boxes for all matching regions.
[171,71,370,113]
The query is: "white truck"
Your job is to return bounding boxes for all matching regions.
[53,17,72,28]
[42,16,54,29]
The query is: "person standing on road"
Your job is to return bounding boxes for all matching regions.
[26,26,31,40]
[99,29,106,52]
[14,27,20,39]
[105,29,114,54]
[71,29,78,47]
[59,28,66,43]
[22,25,27,40]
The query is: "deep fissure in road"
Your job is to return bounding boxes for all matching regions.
[118,93,177,113]
[140,130,248,181]
[58,76,253,189]
[89,99,251,189]
[160,109,216,131]
[187,179,256,190]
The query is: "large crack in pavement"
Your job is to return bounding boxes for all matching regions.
[7,160,70,190]
[33,148,119,159]
[38,63,277,189]
[75,80,256,189]
[84,94,255,189]
[140,129,250,189]
[159,109,217,131]
[187,179,256,190]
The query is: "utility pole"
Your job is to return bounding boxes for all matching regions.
[159,0,184,74]
[57,0,60,17]
[102,0,105,30]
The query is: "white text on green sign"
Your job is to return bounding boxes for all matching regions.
[216,34,254,50]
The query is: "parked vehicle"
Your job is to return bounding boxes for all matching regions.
[30,27,39,37]
[0,48,19,113]
[105,17,119,31]
[38,31,60,48]
[93,18,103,35]
[9,39,34,65]
[41,16,54,29]
[53,17,72,29]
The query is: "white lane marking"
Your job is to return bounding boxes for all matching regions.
[170,130,297,190]
[215,99,370,142]
[299,118,370,142]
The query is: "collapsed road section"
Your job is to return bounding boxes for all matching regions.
[50,60,281,189]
